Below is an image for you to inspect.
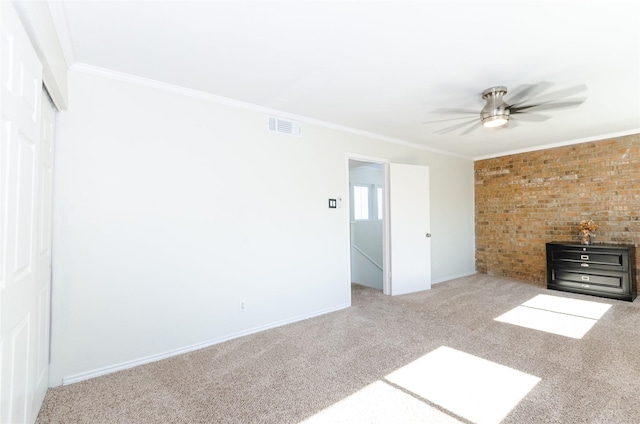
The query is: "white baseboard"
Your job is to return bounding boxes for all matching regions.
[61,302,350,386]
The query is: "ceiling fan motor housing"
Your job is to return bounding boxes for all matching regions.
[481,86,510,127]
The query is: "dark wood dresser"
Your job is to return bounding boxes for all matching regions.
[546,242,637,302]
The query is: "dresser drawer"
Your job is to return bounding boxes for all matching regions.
[550,249,624,268]
[551,269,624,289]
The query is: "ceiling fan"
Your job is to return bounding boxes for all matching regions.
[423,82,587,135]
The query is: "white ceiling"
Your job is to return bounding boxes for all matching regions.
[51,0,640,159]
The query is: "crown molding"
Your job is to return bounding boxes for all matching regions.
[473,129,640,161]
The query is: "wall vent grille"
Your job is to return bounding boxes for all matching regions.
[268,116,301,137]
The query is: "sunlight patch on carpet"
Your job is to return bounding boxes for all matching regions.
[495,294,611,339]
[522,294,611,319]
[385,346,540,424]
[300,380,463,424]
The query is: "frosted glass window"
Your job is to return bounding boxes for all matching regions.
[354,185,369,220]
[377,187,383,220]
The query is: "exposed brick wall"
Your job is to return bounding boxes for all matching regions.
[475,134,640,290]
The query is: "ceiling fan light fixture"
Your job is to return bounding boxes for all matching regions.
[481,86,510,128]
[482,115,509,128]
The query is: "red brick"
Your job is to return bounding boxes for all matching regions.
[475,134,640,290]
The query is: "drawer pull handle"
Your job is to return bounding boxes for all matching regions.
[581,276,590,281]
[581,255,589,260]
[581,284,590,288]
[581,263,589,267]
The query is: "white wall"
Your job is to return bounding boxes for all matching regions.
[50,69,475,385]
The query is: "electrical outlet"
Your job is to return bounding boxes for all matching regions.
[240,300,246,311]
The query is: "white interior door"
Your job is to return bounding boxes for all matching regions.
[389,163,431,295]
[1,3,48,423]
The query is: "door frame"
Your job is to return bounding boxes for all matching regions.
[345,153,391,295]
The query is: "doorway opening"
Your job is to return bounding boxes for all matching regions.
[347,155,432,299]
[348,156,389,295]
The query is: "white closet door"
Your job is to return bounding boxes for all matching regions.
[1,3,48,423]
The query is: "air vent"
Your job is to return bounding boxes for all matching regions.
[268,116,301,137]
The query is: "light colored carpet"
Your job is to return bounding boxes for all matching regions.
[36,274,640,423]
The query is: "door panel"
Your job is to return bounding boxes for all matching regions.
[11,131,37,278]
[389,163,431,295]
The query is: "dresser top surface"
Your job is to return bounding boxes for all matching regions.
[547,241,635,250]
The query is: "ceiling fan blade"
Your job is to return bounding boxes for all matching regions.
[506,82,553,105]
[434,118,478,134]
[423,115,480,124]
[509,84,587,108]
[430,108,478,115]
[510,99,586,113]
[459,120,480,135]
[504,119,520,129]
[510,113,550,122]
